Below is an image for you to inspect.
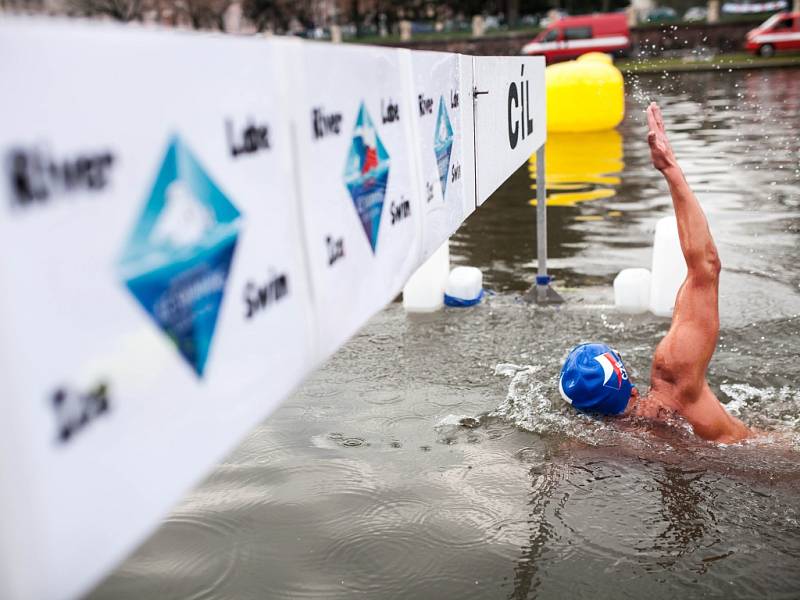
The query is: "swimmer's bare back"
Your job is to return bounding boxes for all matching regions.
[639,102,751,444]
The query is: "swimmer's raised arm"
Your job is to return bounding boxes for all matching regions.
[647,103,721,280]
[646,102,750,442]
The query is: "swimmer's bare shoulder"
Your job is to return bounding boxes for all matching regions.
[644,102,751,444]
[646,367,750,443]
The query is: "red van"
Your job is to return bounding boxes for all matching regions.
[521,14,631,62]
[745,12,800,57]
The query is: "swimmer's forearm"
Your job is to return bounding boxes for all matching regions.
[661,165,721,277]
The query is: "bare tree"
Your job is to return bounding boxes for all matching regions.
[180,0,233,30]
[507,0,519,25]
[242,0,284,32]
[69,0,143,20]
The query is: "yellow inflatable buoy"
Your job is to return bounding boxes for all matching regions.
[577,51,614,66]
[546,52,624,133]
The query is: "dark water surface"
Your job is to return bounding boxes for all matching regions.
[91,68,800,599]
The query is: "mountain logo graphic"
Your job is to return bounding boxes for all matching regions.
[118,136,241,377]
[434,96,454,197]
[343,102,390,253]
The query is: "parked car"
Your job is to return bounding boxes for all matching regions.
[684,6,708,21]
[645,7,679,22]
[521,13,631,62]
[479,15,504,31]
[723,0,787,14]
[410,21,436,34]
[744,12,800,56]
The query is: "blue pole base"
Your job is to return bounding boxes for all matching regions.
[525,276,565,304]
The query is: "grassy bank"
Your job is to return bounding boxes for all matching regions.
[618,51,800,73]
[346,25,540,46]
[344,15,767,47]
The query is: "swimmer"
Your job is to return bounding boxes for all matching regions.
[559,102,751,444]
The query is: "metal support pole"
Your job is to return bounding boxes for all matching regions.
[535,145,548,302]
[532,144,564,304]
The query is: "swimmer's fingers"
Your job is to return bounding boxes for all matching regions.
[647,124,674,171]
[647,131,657,150]
[654,104,666,132]
[655,104,667,135]
[647,102,667,135]
[646,109,663,152]
[646,103,658,133]
[647,132,664,168]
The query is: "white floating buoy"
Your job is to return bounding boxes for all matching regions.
[649,216,687,317]
[444,266,484,307]
[613,267,651,314]
[402,240,450,312]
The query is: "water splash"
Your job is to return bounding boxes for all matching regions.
[488,363,612,445]
[490,363,800,455]
[721,383,800,431]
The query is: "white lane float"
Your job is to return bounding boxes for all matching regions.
[403,240,450,313]
[649,216,687,317]
[613,267,651,314]
[444,266,484,307]
[614,216,687,317]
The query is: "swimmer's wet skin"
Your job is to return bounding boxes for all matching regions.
[560,102,751,444]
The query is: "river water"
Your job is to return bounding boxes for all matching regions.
[90,68,800,599]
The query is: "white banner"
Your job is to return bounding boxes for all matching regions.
[0,20,547,600]
[407,51,476,261]
[281,40,423,360]
[473,56,546,205]
[0,20,315,600]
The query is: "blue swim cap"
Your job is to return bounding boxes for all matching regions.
[559,343,633,415]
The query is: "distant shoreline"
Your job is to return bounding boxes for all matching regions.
[618,52,800,74]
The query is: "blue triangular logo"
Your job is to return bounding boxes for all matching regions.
[118,136,241,376]
[343,102,390,253]
[434,96,454,197]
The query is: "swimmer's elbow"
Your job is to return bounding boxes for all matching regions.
[687,247,721,282]
[694,414,752,444]
[708,252,722,277]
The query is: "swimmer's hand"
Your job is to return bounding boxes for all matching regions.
[646,102,678,173]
